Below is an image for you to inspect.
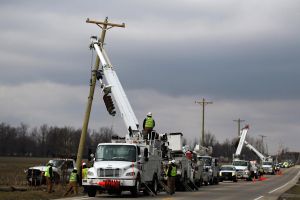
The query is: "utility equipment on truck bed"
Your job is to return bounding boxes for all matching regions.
[194,145,219,186]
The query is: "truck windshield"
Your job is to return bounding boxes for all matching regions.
[49,160,64,168]
[96,145,137,162]
[263,162,272,165]
[233,161,248,166]
[198,157,212,166]
[221,166,235,171]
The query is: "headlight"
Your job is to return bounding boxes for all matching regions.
[125,172,135,176]
[88,171,94,176]
[219,172,222,176]
[232,172,236,176]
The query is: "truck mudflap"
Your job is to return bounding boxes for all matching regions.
[98,180,120,189]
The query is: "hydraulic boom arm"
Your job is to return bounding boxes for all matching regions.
[235,125,249,157]
[90,36,140,139]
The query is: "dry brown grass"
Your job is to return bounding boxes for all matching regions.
[0,157,83,200]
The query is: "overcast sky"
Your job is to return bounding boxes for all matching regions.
[1,0,299,154]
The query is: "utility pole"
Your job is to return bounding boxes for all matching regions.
[233,118,245,136]
[259,135,267,155]
[195,98,213,147]
[75,17,125,173]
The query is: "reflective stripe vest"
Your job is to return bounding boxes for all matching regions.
[145,117,154,128]
[44,166,52,177]
[82,168,88,179]
[167,165,177,177]
[69,172,77,182]
[171,166,177,177]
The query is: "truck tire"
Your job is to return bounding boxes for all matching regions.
[151,175,158,195]
[214,177,219,185]
[87,187,97,197]
[131,176,141,197]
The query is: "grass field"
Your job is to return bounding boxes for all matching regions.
[0,157,81,200]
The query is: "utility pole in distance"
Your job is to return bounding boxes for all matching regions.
[195,98,213,147]
[233,118,245,136]
[259,135,267,154]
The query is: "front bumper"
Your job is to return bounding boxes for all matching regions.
[83,178,136,187]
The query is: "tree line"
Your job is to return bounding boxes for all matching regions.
[0,122,115,158]
[0,122,293,163]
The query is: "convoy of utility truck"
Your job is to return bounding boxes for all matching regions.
[77,18,287,197]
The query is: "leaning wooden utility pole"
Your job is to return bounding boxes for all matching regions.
[195,98,213,147]
[75,17,125,173]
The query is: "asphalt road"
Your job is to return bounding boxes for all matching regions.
[58,166,300,200]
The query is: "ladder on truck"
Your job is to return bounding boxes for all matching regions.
[158,180,171,194]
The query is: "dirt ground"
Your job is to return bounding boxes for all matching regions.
[279,176,300,200]
[0,157,83,200]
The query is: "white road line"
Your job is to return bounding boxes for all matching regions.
[268,169,300,194]
[253,196,264,200]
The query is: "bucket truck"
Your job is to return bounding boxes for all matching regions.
[164,133,203,191]
[233,125,275,179]
[82,18,166,197]
[233,125,257,180]
[194,145,219,185]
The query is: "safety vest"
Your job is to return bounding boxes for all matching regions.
[145,117,154,128]
[69,172,77,182]
[82,168,88,179]
[44,166,52,177]
[167,166,177,177]
[171,166,177,177]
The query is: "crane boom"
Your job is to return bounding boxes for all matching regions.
[235,125,249,157]
[91,37,140,139]
[244,140,266,161]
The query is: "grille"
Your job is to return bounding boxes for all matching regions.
[97,168,120,177]
[27,169,42,177]
[221,172,232,177]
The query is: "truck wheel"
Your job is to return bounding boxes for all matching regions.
[151,175,158,195]
[209,178,214,185]
[204,181,208,186]
[87,187,97,197]
[214,177,219,185]
[131,176,141,197]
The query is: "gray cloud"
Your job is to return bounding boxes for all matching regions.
[0,0,299,154]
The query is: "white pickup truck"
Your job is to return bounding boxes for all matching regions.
[26,158,75,185]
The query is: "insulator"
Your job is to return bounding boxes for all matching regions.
[103,94,116,116]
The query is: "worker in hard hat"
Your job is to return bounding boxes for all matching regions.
[143,112,155,140]
[64,168,79,196]
[81,163,88,193]
[167,160,177,195]
[44,162,53,193]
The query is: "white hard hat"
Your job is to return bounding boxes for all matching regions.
[171,160,175,164]
[147,112,152,117]
[168,161,172,164]
[82,162,86,166]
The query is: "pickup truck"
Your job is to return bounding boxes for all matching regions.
[26,158,75,185]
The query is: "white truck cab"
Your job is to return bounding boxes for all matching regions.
[232,159,251,180]
[84,142,162,196]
